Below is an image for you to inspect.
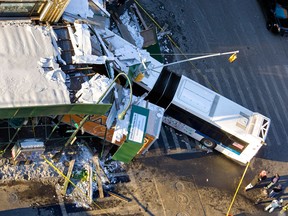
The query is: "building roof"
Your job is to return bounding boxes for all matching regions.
[0,21,70,108]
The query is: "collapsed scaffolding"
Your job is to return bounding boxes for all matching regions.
[0,0,168,209]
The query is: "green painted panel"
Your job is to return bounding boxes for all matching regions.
[112,141,142,163]
[0,104,112,119]
[146,43,163,63]
[112,105,149,163]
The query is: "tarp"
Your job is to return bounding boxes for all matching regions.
[112,105,149,163]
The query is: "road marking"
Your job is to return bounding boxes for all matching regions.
[272,65,288,122]
[238,66,258,109]
[258,65,288,140]
[161,126,171,153]
[209,68,224,95]
[170,127,181,151]
[219,67,237,101]
[153,177,167,216]
[181,135,192,151]
[248,65,281,146]
[229,67,249,107]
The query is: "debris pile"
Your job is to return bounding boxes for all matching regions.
[0,0,171,211]
[0,141,130,209]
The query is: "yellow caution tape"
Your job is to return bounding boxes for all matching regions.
[42,155,109,215]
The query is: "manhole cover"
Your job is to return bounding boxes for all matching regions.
[8,193,18,203]
[175,181,185,191]
[175,193,190,205]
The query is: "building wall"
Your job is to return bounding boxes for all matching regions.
[0,0,70,22]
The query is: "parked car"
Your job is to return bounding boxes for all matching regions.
[257,0,288,35]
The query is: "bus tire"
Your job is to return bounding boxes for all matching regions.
[201,138,216,149]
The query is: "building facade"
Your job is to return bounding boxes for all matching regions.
[0,0,70,22]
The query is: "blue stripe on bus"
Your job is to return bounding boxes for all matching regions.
[195,131,241,155]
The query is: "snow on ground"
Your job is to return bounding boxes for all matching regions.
[0,142,128,208]
[0,150,66,182]
[119,10,144,48]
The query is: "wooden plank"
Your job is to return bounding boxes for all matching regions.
[110,12,136,46]
[62,159,75,195]
[132,3,148,30]
[89,0,110,17]
[88,160,93,204]
[140,28,157,47]
[92,156,104,198]
[61,114,126,146]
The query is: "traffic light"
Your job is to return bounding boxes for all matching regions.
[228,53,237,63]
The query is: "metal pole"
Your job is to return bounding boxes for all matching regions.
[152,50,239,70]
[52,114,90,162]
[46,116,64,141]
[226,161,250,216]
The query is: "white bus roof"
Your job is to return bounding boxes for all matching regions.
[171,76,270,143]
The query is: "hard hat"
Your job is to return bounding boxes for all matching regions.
[280,199,283,203]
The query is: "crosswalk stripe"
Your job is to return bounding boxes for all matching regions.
[152,139,160,150]
[209,68,225,95]
[258,66,288,139]
[219,68,237,101]
[247,65,282,146]
[268,66,288,124]
[161,126,171,153]
[170,127,181,151]
[229,67,249,107]
[181,135,192,151]
[238,67,258,109]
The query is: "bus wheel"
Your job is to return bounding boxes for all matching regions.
[201,138,216,149]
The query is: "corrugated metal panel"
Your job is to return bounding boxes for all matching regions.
[0,103,111,119]
[40,0,71,23]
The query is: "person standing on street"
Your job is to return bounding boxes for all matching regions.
[268,183,282,198]
[265,173,280,189]
[245,170,268,191]
[255,184,283,205]
[254,188,268,205]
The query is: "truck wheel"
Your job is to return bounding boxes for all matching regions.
[201,138,216,149]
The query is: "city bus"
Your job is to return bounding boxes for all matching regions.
[145,69,270,165]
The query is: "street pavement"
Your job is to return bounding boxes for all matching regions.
[137,0,288,162]
[135,0,288,215]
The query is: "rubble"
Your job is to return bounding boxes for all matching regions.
[0,0,170,212]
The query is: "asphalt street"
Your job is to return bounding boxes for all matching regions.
[1,1,288,215]
[138,0,288,162]
[136,0,288,214]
